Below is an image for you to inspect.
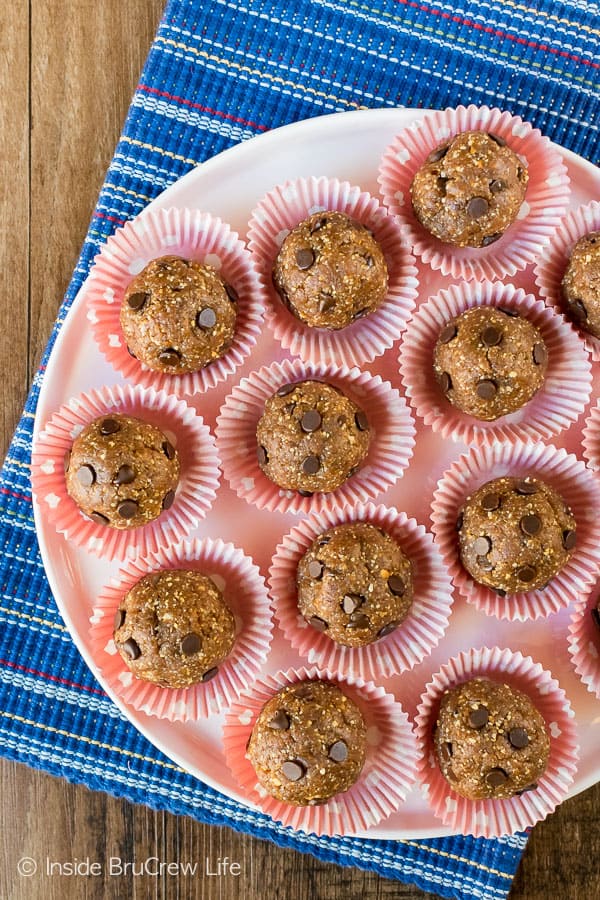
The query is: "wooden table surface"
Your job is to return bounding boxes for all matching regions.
[1,3,598,898]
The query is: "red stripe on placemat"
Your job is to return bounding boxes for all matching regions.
[94,212,128,226]
[0,657,106,696]
[137,83,270,131]
[0,488,31,503]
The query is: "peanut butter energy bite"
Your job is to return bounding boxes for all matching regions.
[256,380,371,495]
[65,414,180,529]
[457,475,576,594]
[433,307,548,421]
[120,255,238,373]
[561,231,600,338]
[297,522,413,646]
[434,678,550,800]
[272,211,388,329]
[246,680,367,805]
[113,569,236,688]
[410,131,528,248]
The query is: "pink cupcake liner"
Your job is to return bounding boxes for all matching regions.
[431,441,600,620]
[269,502,454,680]
[415,646,579,838]
[215,358,416,516]
[399,280,592,446]
[582,400,600,472]
[378,105,570,282]
[31,384,220,561]
[85,207,265,395]
[222,665,419,836]
[568,587,600,700]
[246,176,419,368]
[534,200,600,361]
[88,537,273,720]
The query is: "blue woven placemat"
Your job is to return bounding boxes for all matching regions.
[2,1,598,897]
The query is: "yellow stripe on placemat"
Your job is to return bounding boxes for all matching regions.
[119,136,200,167]
[0,605,67,633]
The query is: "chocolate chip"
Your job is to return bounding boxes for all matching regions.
[439,323,457,344]
[515,783,538,796]
[310,217,329,233]
[276,383,295,397]
[196,307,217,329]
[355,411,369,431]
[162,490,176,510]
[181,633,202,656]
[495,588,508,597]
[225,283,239,303]
[118,499,139,519]
[533,343,548,366]
[498,306,519,318]
[90,511,109,525]
[481,233,502,246]
[268,710,290,731]
[296,248,315,270]
[481,492,501,511]
[563,529,577,551]
[159,348,182,365]
[353,307,370,320]
[127,345,137,359]
[473,536,491,555]
[517,565,537,583]
[508,727,529,749]
[162,440,176,460]
[440,742,453,763]
[113,609,125,631]
[515,479,538,495]
[378,620,401,638]
[298,490,313,498]
[439,372,452,393]
[319,294,335,313]
[307,615,328,632]
[201,666,219,682]
[486,767,509,788]
[346,465,360,479]
[63,450,71,474]
[257,445,268,466]
[456,512,464,531]
[487,132,507,147]
[308,560,324,579]
[302,455,320,475]
[114,464,135,486]
[301,410,322,433]
[342,594,363,614]
[481,326,502,347]
[437,176,448,193]
[469,706,489,729]
[426,144,448,163]
[467,196,489,218]
[127,291,149,311]
[100,418,120,436]
[490,179,507,193]
[387,575,406,596]
[591,607,600,631]
[76,464,96,487]
[362,254,374,269]
[282,760,306,781]
[347,612,370,629]
[520,514,542,536]
[328,740,348,763]
[122,638,141,661]
[476,379,497,399]
[569,299,587,323]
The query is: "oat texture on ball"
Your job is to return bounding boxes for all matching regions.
[113,569,236,689]
[434,678,550,800]
[272,211,388,330]
[457,475,577,594]
[561,231,600,338]
[256,380,371,494]
[120,255,238,373]
[246,680,367,805]
[433,307,548,421]
[296,522,413,646]
[65,414,180,529]
[410,131,528,248]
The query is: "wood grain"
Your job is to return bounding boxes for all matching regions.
[1,2,599,898]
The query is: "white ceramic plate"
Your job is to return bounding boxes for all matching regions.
[33,108,600,839]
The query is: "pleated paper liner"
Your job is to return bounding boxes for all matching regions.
[378,104,570,281]
[31,384,220,561]
[534,200,600,361]
[246,175,419,368]
[398,280,591,446]
[222,665,419,836]
[215,358,416,516]
[89,537,273,720]
[415,647,578,838]
[269,502,454,681]
[86,206,265,395]
[582,400,600,472]
[568,587,600,700]
[430,442,600,621]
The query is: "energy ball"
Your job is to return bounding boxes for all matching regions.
[457,475,576,594]
[296,522,413,646]
[433,307,548,421]
[410,131,528,248]
[65,414,180,529]
[120,255,238,373]
[256,380,371,495]
[434,678,550,800]
[113,569,236,689]
[272,211,388,330]
[561,231,600,338]
[246,680,367,805]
